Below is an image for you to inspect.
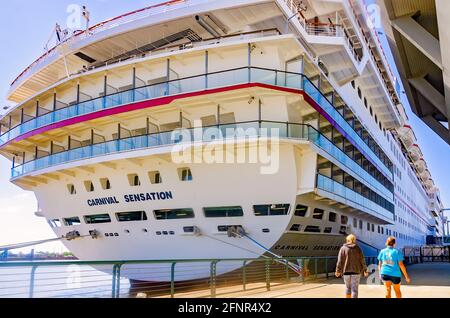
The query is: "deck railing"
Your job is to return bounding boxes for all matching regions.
[10,119,393,205]
[3,67,393,179]
[0,256,379,298]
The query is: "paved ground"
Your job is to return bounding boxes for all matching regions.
[164,263,450,298]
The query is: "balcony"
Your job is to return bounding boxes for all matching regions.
[11,120,394,205]
[283,0,368,85]
[316,174,394,224]
[2,67,392,180]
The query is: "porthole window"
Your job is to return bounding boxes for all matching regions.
[294,204,308,217]
[328,212,337,222]
[128,174,141,186]
[148,171,162,184]
[67,184,77,195]
[100,178,111,190]
[84,181,94,192]
[312,208,324,220]
[178,168,193,181]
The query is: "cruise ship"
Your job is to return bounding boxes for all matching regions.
[0,0,446,281]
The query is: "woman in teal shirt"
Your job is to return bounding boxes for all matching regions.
[378,237,411,298]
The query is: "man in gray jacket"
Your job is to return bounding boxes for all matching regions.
[335,234,368,298]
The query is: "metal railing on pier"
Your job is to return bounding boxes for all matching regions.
[0,256,379,298]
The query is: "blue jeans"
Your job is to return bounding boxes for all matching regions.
[343,274,361,298]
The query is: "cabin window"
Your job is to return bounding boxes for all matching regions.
[48,219,61,228]
[204,206,243,218]
[63,217,81,226]
[359,220,363,229]
[370,107,373,116]
[84,214,111,224]
[357,87,362,99]
[154,208,194,220]
[294,204,308,217]
[128,174,141,186]
[178,168,193,181]
[367,222,371,231]
[341,215,348,225]
[116,211,147,222]
[328,212,337,222]
[84,181,95,192]
[100,178,111,190]
[353,218,358,228]
[253,204,290,216]
[324,227,332,233]
[312,208,324,220]
[148,171,162,184]
[371,224,375,232]
[364,97,368,108]
[351,80,355,89]
[67,184,77,195]
[290,224,301,231]
[304,225,321,233]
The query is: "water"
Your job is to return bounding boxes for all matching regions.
[0,264,131,298]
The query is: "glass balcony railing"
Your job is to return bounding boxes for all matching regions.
[11,120,393,203]
[2,67,391,179]
[316,174,394,221]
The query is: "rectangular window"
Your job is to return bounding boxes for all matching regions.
[294,204,308,217]
[48,219,62,228]
[328,212,337,222]
[353,218,358,228]
[154,208,194,220]
[253,204,290,216]
[63,217,81,226]
[204,206,243,218]
[324,227,332,233]
[290,224,301,231]
[116,211,147,222]
[312,208,324,220]
[304,225,321,233]
[84,214,111,224]
[178,168,193,181]
[359,220,363,229]
[148,171,162,184]
[341,215,348,225]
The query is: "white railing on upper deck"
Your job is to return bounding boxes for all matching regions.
[284,0,362,63]
[9,0,196,90]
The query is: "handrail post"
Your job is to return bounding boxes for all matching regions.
[265,259,271,291]
[285,259,290,281]
[111,264,117,298]
[170,262,176,298]
[314,258,318,280]
[115,264,122,298]
[325,257,329,279]
[29,265,38,298]
[242,260,247,291]
[210,260,217,298]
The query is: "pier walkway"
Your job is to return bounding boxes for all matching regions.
[162,263,450,298]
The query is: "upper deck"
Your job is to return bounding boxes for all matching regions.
[5,0,403,126]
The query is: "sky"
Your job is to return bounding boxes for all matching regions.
[0,0,448,253]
